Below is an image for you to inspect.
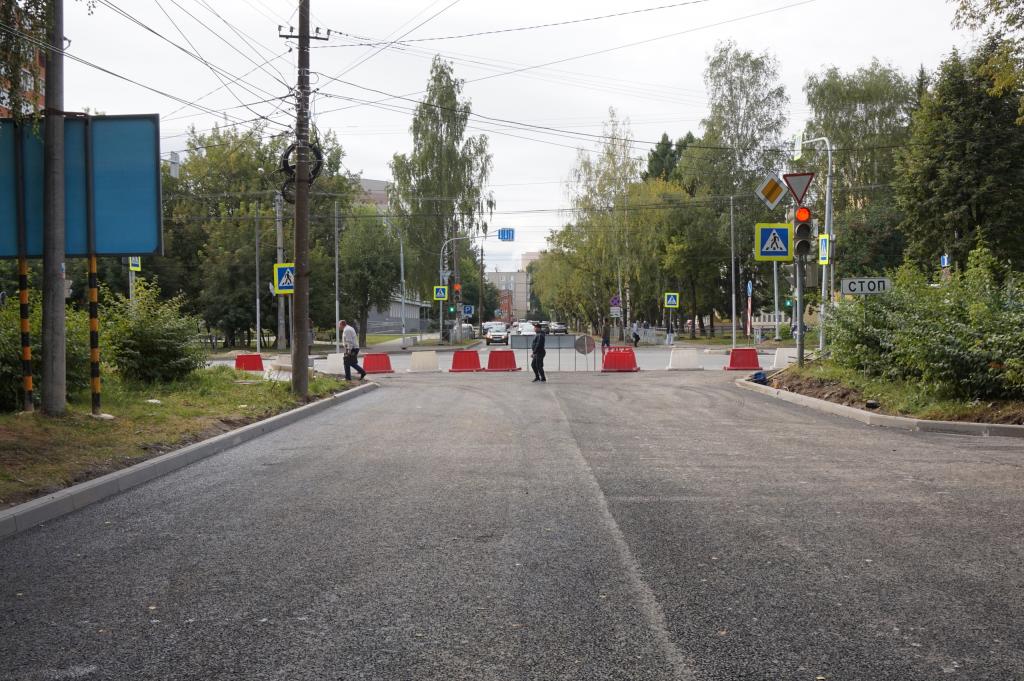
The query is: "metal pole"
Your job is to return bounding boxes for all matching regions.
[275,191,286,350]
[334,201,340,355]
[729,195,736,349]
[15,124,33,412]
[128,269,135,305]
[773,261,781,340]
[255,201,261,354]
[796,255,805,367]
[820,139,835,354]
[43,0,67,415]
[399,226,407,347]
[439,241,445,345]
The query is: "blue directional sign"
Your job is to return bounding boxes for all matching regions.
[664,292,679,309]
[754,223,793,262]
[433,285,448,301]
[497,228,515,242]
[273,263,295,295]
[940,253,951,268]
[463,304,474,316]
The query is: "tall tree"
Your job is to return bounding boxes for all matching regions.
[389,56,493,299]
[954,0,1024,122]
[642,132,694,181]
[895,43,1024,269]
[338,206,401,347]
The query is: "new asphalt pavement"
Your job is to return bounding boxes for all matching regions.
[1,371,1022,680]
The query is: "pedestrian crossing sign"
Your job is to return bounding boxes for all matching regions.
[818,234,831,265]
[128,256,141,272]
[754,223,793,262]
[273,263,295,294]
[433,285,448,301]
[664,292,680,308]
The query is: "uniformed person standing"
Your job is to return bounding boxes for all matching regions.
[531,322,547,382]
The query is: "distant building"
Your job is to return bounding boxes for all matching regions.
[520,251,542,270]
[485,269,531,321]
[358,178,389,209]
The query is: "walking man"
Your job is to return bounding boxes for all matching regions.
[338,319,366,381]
[631,319,640,348]
[601,317,611,355]
[531,321,546,382]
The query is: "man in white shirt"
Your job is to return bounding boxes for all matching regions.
[338,319,366,381]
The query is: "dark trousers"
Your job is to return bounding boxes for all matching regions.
[344,349,365,380]
[531,352,546,380]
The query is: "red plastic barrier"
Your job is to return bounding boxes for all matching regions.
[485,349,521,371]
[449,349,484,372]
[601,346,640,372]
[362,353,394,374]
[234,353,264,371]
[724,347,762,371]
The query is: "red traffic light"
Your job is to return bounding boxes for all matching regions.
[453,283,462,293]
[795,206,811,222]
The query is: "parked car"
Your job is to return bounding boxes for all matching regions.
[514,321,536,335]
[549,321,568,334]
[485,326,508,345]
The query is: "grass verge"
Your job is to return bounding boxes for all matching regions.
[773,360,1024,424]
[0,366,351,508]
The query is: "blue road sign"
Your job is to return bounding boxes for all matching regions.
[940,253,950,268]
[610,294,621,307]
[273,263,295,295]
[497,228,515,242]
[754,223,793,262]
[433,285,449,301]
[0,116,162,258]
[463,304,474,316]
[664,292,679,308]
[746,280,753,297]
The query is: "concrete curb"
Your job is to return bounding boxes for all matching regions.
[735,379,1024,438]
[0,383,380,540]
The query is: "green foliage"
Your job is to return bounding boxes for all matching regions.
[0,0,47,124]
[895,43,1024,270]
[0,294,90,412]
[826,246,1024,399]
[339,207,401,346]
[104,279,206,383]
[953,0,1024,122]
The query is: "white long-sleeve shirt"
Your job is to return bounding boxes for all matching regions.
[342,325,359,351]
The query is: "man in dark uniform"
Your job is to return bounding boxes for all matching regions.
[531,322,546,382]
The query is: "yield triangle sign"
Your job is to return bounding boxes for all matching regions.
[783,172,814,204]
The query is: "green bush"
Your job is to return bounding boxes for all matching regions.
[0,293,91,412]
[826,246,1024,399]
[104,278,206,383]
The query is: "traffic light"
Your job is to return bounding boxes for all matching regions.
[793,205,814,257]
[447,304,456,314]
[453,283,462,294]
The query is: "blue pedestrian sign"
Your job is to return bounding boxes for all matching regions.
[433,285,449,301]
[463,304,474,316]
[128,256,141,272]
[664,292,680,309]
[497,228,515,242]
[273,263,295,295]
[940,253,950,268]
[754,223,793,262]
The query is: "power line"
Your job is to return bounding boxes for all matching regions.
[318,0,715,47]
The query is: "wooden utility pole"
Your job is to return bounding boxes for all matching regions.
[290,0,311,399]
[42,0,66,415]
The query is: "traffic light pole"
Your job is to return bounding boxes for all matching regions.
[796,254,805,367]
[802,136,833,352]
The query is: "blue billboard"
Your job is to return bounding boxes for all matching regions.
[0,115,162,258]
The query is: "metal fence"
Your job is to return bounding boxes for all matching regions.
[508,333,600,371]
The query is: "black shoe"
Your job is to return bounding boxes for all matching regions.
[532,377,540,382]
[541,378,546,382]
[359,372,366,380]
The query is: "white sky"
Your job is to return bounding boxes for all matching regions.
[61,0,974,272]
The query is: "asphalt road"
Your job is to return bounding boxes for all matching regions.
[2,372,1022,680]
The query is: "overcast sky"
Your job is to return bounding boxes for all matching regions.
[61,0,974,271]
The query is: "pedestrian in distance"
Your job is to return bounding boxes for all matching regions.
[601,318,611,354]
[338,319,366,381]
[666,318,674,346]
[531,321,547,382]
[631,319,640,348]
